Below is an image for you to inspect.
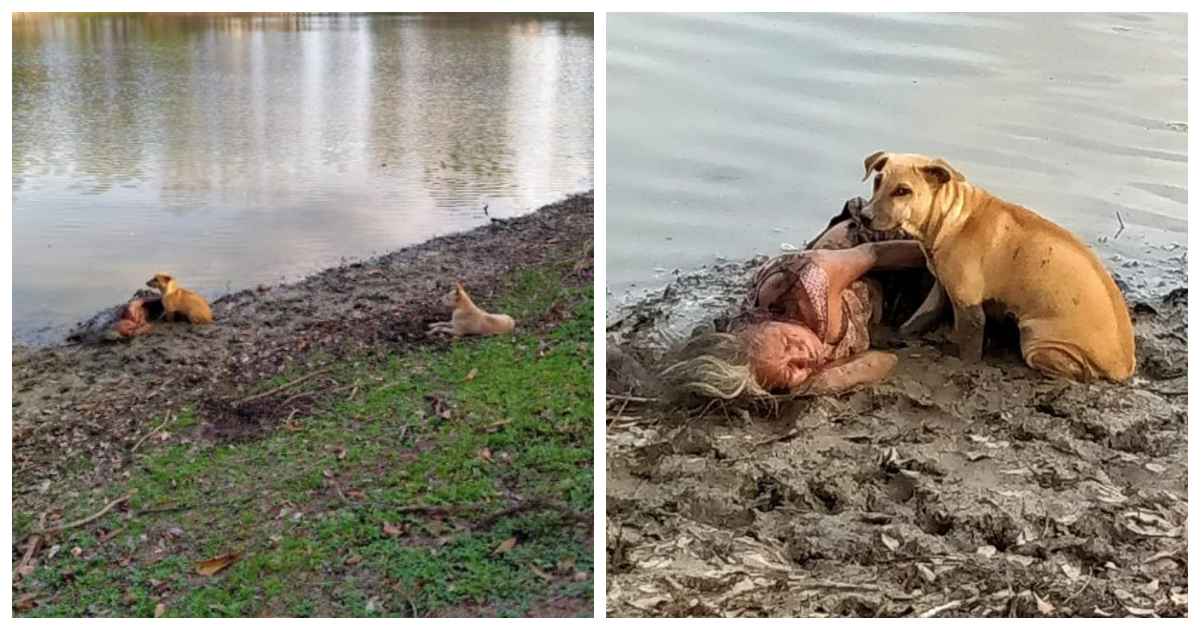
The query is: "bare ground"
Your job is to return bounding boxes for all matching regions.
[605,259,1187,618]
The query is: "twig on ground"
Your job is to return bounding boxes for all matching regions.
[375,498,591,530]
[145,377,176,402]
[238,366,333,404]
[396,418,413,445]
[16,513,47,577]
[475,498,591,530]
[790,579,882,592]
[605,394,657,404]
[131,412,174,453]
[36,490,138,537]
[1114,211,1126,240]
[133,497,251,517]
[917,599,963,618]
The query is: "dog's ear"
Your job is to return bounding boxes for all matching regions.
[454,280,466,294]
[920,159,965,185]
[862,151,889,182]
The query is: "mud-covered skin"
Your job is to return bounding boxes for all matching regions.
[739,241,926,392]
[113,297,161,339]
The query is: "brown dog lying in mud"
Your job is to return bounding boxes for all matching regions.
[663,202,933,400]
[428,281,515,337]
[146,272,214,325]
[859,152,1136,382]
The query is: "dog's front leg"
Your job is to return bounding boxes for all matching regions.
[900,281,948,337]
[952,301,986,363]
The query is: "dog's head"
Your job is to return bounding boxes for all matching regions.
[442,281,467,309]
[146,272,175,293]
[858,152,965,234]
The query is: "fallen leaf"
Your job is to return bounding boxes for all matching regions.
[426,394,454,420]
[465,368,478,381]
[47,545,61,560]
[98,527,127,544]
[916,563,937,583]
[1035,592,1055,615]
[347,489,367,501]
[493,537,517,554]
[1093,607,1113,617]
[529,565,554,582]
[1144,463,1166,474]
[479,447,494,463]
[1060,562,1081,582]
[572,572,589,582]
[1006,554,1036,568]
[1124,606,1157,617]
[196,551,243,577]
[557,557,576,572]
[322,469,334,479]
[976,545,997,559]
[1169,592,1187,606]
[13,593,38,612]
[154,603,166,618]
[1141,579,1160,596]
[16,559,37,576]
[881,532,900,552]
[345,555,363,566]
[383,521,405,537]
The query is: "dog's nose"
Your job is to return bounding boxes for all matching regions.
[859,205,875,228]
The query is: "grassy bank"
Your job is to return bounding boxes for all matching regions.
[14,256,594,617]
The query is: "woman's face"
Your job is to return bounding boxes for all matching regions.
[742,321,825,390]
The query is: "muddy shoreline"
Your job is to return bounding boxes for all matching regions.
[12,192,594,509]
[605,258,1187,617]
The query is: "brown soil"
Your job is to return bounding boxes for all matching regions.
[11,192,594,513]
[605,260,1187,618]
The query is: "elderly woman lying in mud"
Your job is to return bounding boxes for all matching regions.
[662,197,944,401]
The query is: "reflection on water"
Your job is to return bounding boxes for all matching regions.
[607,12,1186,309]
[12,13,594,341]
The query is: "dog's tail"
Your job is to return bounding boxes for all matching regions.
[659,333,773,403]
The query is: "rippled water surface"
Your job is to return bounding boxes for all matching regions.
[607,12,1186,308]
[13,13,593,341]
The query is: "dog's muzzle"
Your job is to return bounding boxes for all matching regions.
[858,204,877,228]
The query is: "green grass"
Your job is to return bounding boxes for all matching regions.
[14,261,593,618]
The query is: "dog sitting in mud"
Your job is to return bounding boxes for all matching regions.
[859,152,1135,382]
[428,281,515,337]
[663,208,933,401]
[145,272,214,325]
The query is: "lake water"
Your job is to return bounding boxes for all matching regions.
[12,13,594,342]
[607,12,1187,310]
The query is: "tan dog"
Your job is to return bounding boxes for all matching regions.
[145,272,214,324]
[857,152,1135,382]
[428,281,515,337]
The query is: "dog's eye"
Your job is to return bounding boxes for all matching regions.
[892,186,911,197]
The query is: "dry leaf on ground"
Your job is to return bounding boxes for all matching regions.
[195,551,243,577]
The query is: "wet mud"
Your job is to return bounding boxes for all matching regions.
[606,261,1187,618]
